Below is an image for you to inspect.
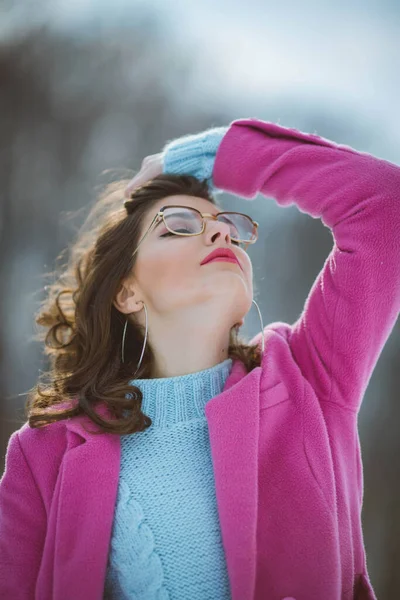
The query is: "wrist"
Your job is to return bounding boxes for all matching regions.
[161,126,228,194]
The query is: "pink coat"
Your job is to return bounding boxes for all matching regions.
[1,118,399,600]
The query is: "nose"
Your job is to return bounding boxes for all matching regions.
[204,218,232,245]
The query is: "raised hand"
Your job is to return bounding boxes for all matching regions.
[124,152,164,198]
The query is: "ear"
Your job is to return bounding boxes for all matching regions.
[113,280,143,315]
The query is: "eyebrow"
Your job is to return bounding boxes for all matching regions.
[150,206,222,234]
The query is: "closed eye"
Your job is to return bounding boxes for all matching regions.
[160,231,185,237]
[160,231,241,246]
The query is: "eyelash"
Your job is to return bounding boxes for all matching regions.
[160,232,240,246]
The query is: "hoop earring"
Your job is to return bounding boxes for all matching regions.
[121,301,148,377]
[251,298,265,354]
[121,298,264,377]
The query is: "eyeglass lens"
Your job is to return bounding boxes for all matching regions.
[163,207,256,242]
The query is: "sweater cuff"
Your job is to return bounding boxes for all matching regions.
[161,126,228,195]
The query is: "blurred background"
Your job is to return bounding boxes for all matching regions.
[0,0,399,596]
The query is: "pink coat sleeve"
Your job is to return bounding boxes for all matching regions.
[213,118,400,411]
[0,429,47,598]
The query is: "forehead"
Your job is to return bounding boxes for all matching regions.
[156,194,219,213]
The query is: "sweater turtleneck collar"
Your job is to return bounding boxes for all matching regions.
[127,358,233,428]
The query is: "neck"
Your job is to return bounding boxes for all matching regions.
[147,316,235,379]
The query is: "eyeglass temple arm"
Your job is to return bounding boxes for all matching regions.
[131,212,163,258]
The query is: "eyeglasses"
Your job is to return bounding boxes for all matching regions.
[131,205,259,257]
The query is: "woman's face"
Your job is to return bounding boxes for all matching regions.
[118,194,254,329]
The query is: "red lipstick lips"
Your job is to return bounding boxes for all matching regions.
[201,248,242,271]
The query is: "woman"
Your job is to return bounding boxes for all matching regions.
[0,117,399,600]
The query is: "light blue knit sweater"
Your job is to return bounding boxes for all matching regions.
[104,358,234,599]
[104,126,233,599]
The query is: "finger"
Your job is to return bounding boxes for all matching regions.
[124,171,148,198]
[124,179,143,198]
[124,157,163,198]
[124,178,138,198]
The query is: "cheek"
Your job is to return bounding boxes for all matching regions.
[137,243,196,295]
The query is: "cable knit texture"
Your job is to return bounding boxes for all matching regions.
[104,358,233,600]
[161,126,228,194]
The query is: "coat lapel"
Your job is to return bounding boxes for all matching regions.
[205,362,262,600]
[54,405,121,599]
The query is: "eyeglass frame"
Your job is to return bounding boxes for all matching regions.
[130,204,260,257]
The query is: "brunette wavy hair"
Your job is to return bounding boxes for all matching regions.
[24,174,262,435]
